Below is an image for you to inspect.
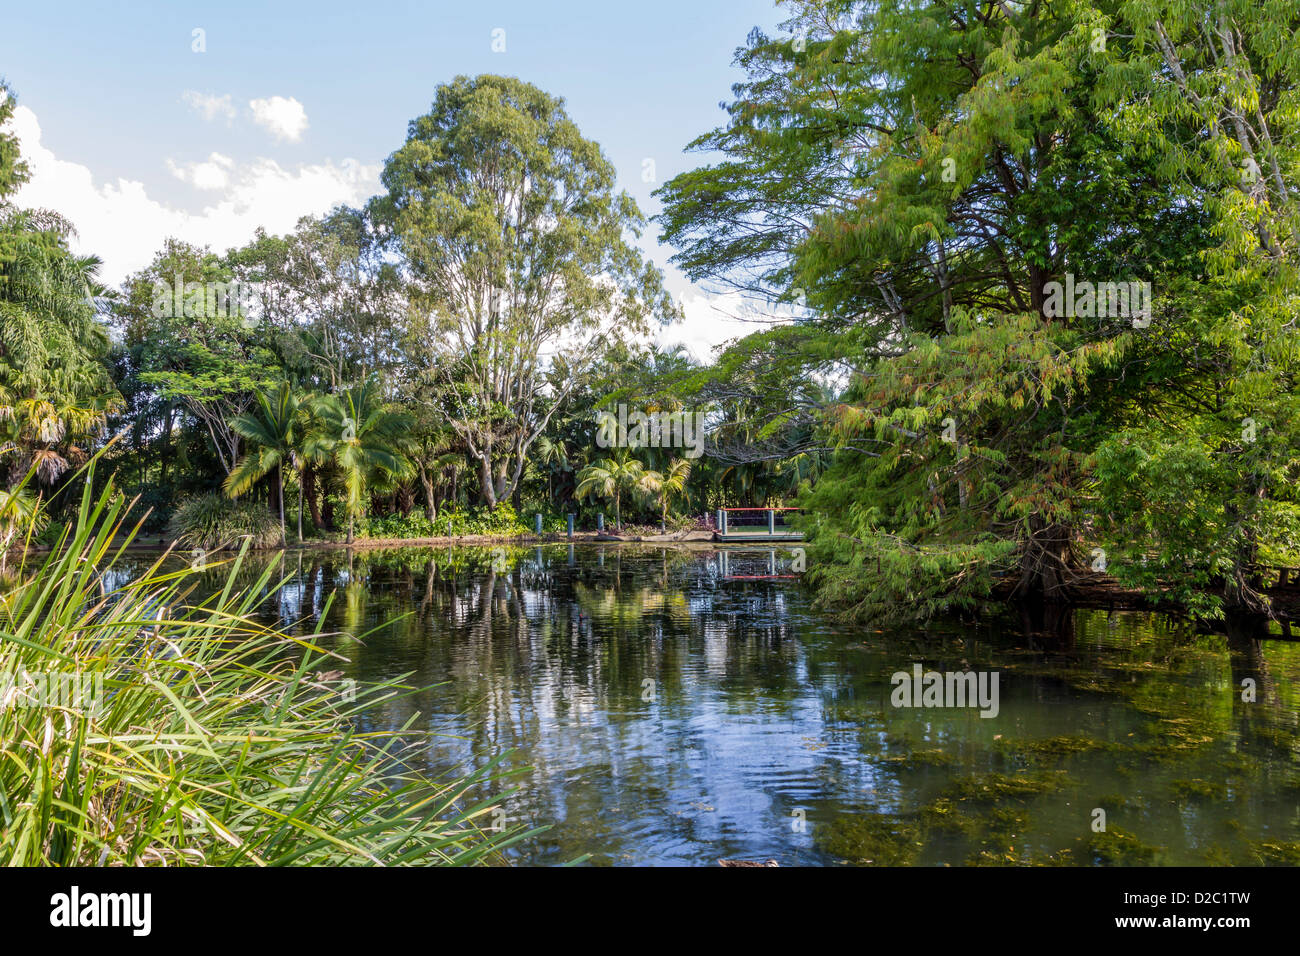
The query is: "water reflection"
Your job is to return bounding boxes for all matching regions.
[144,545,1300,866]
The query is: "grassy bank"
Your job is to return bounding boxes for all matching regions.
[0,470,541,865]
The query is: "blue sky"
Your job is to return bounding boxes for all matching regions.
[0,0,793,356]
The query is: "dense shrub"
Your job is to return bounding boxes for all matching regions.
[167,493,281,551]
[361,503,530,539]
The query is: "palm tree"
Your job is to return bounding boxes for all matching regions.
[575,449,645,530]
[532,434,569,505]
[412,425,467,521]
[290,392,333,542]
[223,382,299,547]
[305,380,414,544]
[0,210,120,489]
[636,457,692,533]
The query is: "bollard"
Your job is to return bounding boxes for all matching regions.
[535,513,543,535]
[716,509,724,534]
[768,509,776,534]
[567,514,575,538]
[597,513,604,532]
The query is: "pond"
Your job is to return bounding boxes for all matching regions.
[152,543,1300,866]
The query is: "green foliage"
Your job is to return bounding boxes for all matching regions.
[659,0,1300,623]
[0,472,538,865]
[115,239,282,478]
[0,80,29,200]
[378,74,678,509]
[575,450,645,529]
[0,484,44,571]
[167,492,281,552]
[361,502,529,539]
[635,457,692,530]
[304,380,415,543]
[224,381,301,546]
[0,175,120,488]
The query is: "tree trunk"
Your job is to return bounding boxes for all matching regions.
[1013,517,1075,601]
[418,464,436,520]
[494,461,509,507]
[305,463,323,529]
[277,463,286,548]
[477,455,496,509]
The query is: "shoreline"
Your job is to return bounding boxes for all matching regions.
[17,528,722,555]
[13,535,1297,634]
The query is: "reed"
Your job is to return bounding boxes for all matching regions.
[0,468,540,865]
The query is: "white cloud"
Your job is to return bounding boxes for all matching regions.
[5,105,380,286]
[166,152,234,190]
[655,281,768,362]
[248,96,309,142]
[181,90,236,123]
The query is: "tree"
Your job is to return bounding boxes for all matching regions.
[657,0,1300,624]
[223,382,300,547]
[1,85,118,489]
[0,81,27,198]
[116,240,280,476]
[575,449,645,529]
[227,210,407,390]
[531,434,570,504]
[378,74,678,509]
[305,380,414,544]
[1084,0,1300,625]
[636,457,692,533]
[1,208,120,489]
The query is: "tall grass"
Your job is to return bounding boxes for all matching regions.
[0,469,540,865]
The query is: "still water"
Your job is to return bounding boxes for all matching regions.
[179,544,1300,865]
